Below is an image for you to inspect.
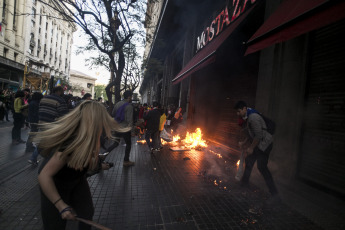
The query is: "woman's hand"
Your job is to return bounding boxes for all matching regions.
[54,198,76,220]
[59,205,77,221]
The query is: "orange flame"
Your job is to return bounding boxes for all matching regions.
[214,180,218,186]
[236,160,240,166]
[161,139,168,145]
[173,135,180,142]
[137,140,146,144]
[182,128,207,149]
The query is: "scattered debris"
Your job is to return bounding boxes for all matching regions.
[184,210,194,216]
[249,208,257,214]
[170,147,190,152]
[175,216,185,222]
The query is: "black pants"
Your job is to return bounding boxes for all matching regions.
[40,177,94,230]
[106,131,132,161]
[12,112,23,141]
[241,144,278,196]
[145,130,159,150]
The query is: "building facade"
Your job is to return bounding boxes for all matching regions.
[140,0,164,105]
[141,0,345,228]
[0,0,76,91]
[69,69,96,98]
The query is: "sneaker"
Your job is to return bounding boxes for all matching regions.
[28,159,38,165]
[123,161,135,167]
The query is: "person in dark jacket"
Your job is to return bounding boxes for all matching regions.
[26,92,43,154]
[143,101,161,153]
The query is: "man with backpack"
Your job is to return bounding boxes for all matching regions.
[234,101,279,200]
[111,90,135,167]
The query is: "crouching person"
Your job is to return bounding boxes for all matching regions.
[35,100,117,230]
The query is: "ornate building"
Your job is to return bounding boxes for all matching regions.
[0,0,76,91]
[69,70,96,98]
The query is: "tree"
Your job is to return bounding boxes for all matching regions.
[94,84,108,101]
[37,0,148,111]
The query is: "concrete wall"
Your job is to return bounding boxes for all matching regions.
[255,35,309,184]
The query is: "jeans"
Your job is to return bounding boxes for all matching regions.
[12,112,23,141]
[26,123,38,152]
[241,144,278,195]
[29,147,39,163]
[4,108,9,121]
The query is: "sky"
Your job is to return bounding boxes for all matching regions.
[70,29,110,85]
[69,0,147,88]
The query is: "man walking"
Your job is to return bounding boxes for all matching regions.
[112,90,135,167]
[28,86,68,164]
[143,101,161,153]
[39,86,69,123]
[234,101,279,199]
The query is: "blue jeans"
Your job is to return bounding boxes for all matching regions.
[30,147,39,162]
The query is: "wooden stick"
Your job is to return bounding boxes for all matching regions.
[76,217,112,230]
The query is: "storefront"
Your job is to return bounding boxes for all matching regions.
[0,56,24,92]
[244,0,345,198]
[172,0,265,151]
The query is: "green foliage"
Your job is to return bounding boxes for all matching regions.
[94,85,108,101]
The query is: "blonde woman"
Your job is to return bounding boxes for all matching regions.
[35,100,117,230]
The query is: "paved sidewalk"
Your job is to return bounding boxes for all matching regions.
[0,122,326,230]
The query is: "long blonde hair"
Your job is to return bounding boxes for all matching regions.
[34,100,118,170]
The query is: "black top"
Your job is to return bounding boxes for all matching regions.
[143,109,161,132]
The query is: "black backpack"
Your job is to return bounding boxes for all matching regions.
[258,113,276,135]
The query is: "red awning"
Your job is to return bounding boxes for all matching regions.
[245,0,345,55]
[172,5,255,84]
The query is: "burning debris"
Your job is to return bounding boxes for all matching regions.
[169,128,208,151]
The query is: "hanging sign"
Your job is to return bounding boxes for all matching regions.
[196,0,257,52]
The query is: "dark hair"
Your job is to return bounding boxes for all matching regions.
[15,90,25,98]
[153,101,159,107]
[52,86,64,94]
[32,92,43,101]
[98,97,102,101]
[143,103,147,107]
[123,90,133,99]
[234,101,247,110]
[82,93,92,100]
[23,88,31,93]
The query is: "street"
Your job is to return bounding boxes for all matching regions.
[0,118,326,230]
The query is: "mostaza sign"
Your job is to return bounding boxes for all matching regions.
[196,0,257,52]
